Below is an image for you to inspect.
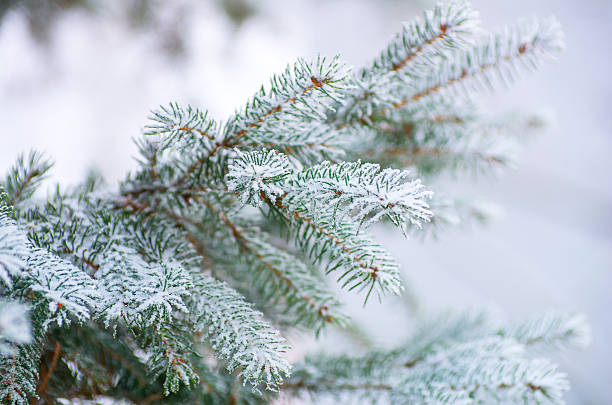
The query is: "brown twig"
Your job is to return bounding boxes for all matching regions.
[35,341,61,403]
[283,380,393,392]
[390,42,529,111]
[61,246,100,274]
[391,26,448,72]
[9,168,41,206]
[177,126,216,142]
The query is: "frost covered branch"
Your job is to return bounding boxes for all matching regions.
[0,3,583,404]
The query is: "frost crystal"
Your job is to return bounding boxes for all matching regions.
[227,149,291,206]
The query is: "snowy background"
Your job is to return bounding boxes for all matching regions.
[1,0,610,403]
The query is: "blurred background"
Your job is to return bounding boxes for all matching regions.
[0,0,610,403]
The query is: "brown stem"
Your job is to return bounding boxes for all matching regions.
[177,126,216,142]
[184,232,213,271]
[376,145,504,167]
[450,381,545,394]
[9,168,41,206]
[391,42,529,111]
[283,380,393,392]
[336,25,452,130]
[140,392,164,404]
[61,246,100,274]
[35,341,61,402]
[391,27,449,72]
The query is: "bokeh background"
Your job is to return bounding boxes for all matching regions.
[1,1,610,403]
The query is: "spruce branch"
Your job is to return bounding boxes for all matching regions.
[96,247,192,331]
[2,189,99,330]
[375,143,511,178]
[145,102,218,150]
[188,274,290,391]
[145,324,200,396]
[224,55,349,144]
[398,344,569,404]
[335,0,478,126]
[0,3,583,403]
[267,195,402,303]
[166,55,351,178]
[228,149,433,233]
[2,151,52,208]
[285,160,433,233]
[390,17,564,112]
[93,240,200,395]
[226,150,434,301]
[369,0,478,75]
[227,149,291,207]
[140,103,220,186]
[288,313,574,405]
[237,232,348,333]
[501,312,591,352]
[194,199,347,332]
[26,248,99,329]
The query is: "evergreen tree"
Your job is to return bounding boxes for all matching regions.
[0,1,589,404]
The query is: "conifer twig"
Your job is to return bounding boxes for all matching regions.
[34,341,60,403]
